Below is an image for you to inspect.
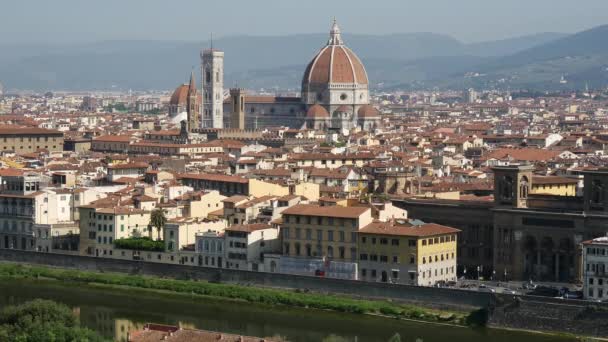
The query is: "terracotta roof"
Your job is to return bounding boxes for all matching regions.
[359,221,460,237]
[94,135,131,143]
[179,173,249,184]
[282,204,369,219]
[107,162,149,170]
[532,176,578,185]
[225,223,272,233]
[129,324,279,342]
[0,125,62,135]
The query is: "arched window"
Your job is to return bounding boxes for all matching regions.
[520,176,529,199]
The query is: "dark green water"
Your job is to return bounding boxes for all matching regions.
[0,279,576,342]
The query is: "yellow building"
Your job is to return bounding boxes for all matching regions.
[358,220,459,286]
[79,206,151,257]
[249,178,320,201]
[281,204,373,261]
[531,176,578,196]
[0,126,63,153]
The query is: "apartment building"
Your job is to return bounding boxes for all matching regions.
[224,223,279,271]
[358,220,459,286]
[0,126,63,153]
[0,172,75,251]
[582,236,608,301]
[196,231,225,268]
[79,206,151,257]
[280,204,373,262]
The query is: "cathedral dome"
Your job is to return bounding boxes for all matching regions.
[357,104,380,118]
[301,20,368,89]
[306,104,330,118]
[169,84,189,107]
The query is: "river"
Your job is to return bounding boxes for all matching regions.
[0,279,577,342]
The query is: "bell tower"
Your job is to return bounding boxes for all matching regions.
[230,88,245,130]
[492,164,533,208]
[201,46,224,129]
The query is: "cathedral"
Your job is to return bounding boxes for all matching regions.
[169,20,380,131]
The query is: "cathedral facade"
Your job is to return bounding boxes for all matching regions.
[169,20,379,131]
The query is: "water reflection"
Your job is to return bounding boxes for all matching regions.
[0,279,574,342]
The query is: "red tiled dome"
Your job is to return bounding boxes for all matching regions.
[357,105,380,118]
[169,84,189,106]
[306,104,330,118]
[302,21,368,87]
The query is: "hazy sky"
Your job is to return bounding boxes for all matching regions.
[2,0,607,44]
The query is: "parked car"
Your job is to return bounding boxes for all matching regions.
[522,281,537,290]
[478,287,496,293]
[563,291,583,300]
[501,288,518,295]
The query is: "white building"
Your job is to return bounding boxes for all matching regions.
[224,223,280,271]
[582,236,608,301]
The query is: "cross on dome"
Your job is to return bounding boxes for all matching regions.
[328,18,344,46]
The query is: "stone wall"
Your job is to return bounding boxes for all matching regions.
[1,249,607,337]
[0,249,492,310]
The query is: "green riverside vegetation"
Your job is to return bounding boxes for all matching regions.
[0,299,108,342]
[113,237,164,251]
[0,263,486,326]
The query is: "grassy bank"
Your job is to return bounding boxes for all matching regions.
[0,263,483,326]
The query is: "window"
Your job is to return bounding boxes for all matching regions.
[361,269,367,277]
[410,255,415,264]
[306,229,312,240]
[422,240,427,246]
[391,239,399,246]
[339,231,345,242]
[316,230,322,241]
[295,228,301,239]
[371,270,377,278]
[380,255,388,263]
[380,238,388,245]
[392,271,399,279]
[361,236,367,244]
[408,239,416,247]
[283,228,290,239]
[328,230,334,241]
[351,232,357,242]
[392,256,398,263]
[372,238,377,244]
[589,278,594,285]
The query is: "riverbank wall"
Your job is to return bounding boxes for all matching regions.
[0,249,606,338]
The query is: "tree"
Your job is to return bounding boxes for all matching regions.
[0,299,107,342]
[150,208,167,241]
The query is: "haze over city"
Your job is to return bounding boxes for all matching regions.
[2,0,608,43]
[0,1,607,342]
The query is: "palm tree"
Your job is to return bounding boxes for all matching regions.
[149,208,167,241]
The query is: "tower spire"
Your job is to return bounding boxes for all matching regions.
[328,17,343,45]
